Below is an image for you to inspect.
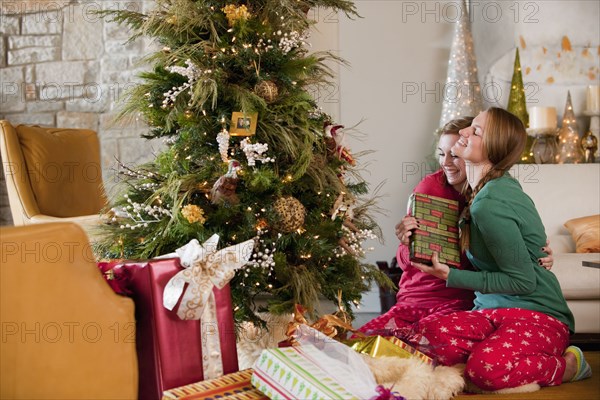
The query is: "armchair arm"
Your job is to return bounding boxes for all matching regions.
[0,223,138,399]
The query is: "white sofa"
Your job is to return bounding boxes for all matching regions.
[514,164,600,335]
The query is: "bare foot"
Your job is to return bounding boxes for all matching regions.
[562,350,577,382]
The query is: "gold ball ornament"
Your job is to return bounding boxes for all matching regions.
[273,196,306,233]
[254,80,279,103]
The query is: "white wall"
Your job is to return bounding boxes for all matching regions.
[332,0,600,312]
[473,0,600,120]
[336,1,455,311]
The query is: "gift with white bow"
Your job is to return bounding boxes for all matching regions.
[98,234,255,400]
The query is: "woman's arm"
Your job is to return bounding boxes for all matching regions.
[447,197,538,294]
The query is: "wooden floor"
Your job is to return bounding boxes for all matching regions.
[454,351,600,399]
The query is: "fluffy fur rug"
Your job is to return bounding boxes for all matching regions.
[236,313,466,399]
[363,355,465,400]
[236,312,293,369]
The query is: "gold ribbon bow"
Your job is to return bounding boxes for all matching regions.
[163,234,254,320]
[286,303,364,345]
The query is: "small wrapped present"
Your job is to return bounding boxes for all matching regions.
[343,336,435,366]
[252,346,359,399]
[99,235,254,400]
[408,193,461,268]
[253,326,379,399]
[162,369,268,400]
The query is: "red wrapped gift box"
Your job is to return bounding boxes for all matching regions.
[98,259,239,400]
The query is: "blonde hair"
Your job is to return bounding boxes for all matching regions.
[437,117,474,188]
[440,117,474,137]
[460,107,526,251]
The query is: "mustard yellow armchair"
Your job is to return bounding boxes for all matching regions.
[0,120,108,236]
[0,222,138,399]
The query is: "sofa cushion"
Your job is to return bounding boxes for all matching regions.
[552,253,600,300]
[564,215,600,253]
[15,125,107,218]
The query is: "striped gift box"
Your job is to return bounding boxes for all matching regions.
[251,345,361,399]
[162,369,268,400]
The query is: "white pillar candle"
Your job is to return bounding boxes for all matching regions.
[529,106,557,130]
[586,85,600,113]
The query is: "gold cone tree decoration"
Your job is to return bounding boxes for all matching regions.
[507,48,533,163]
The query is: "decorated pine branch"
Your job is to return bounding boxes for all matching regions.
[96,0,392,326]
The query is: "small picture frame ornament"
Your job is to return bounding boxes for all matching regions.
[230,112,258,136]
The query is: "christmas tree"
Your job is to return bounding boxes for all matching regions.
[96,0,392,326]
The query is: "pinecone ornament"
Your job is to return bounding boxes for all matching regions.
[273,196,306,232]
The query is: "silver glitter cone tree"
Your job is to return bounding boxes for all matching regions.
[426,0,483,171]
[439,0,483,126]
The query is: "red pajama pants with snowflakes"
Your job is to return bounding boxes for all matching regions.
[415,308,570,391]
[357,299,473,338]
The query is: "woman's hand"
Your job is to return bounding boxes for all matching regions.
[395,215,419,246]
[539,239,554,270]
[412,252,450,280]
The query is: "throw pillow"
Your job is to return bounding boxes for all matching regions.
[564,215,600,253]
[16,125,107,218]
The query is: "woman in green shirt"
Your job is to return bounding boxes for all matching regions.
[412,107,591,391]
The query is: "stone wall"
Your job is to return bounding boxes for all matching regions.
[0,0,162,225]
[0,0,338,226]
